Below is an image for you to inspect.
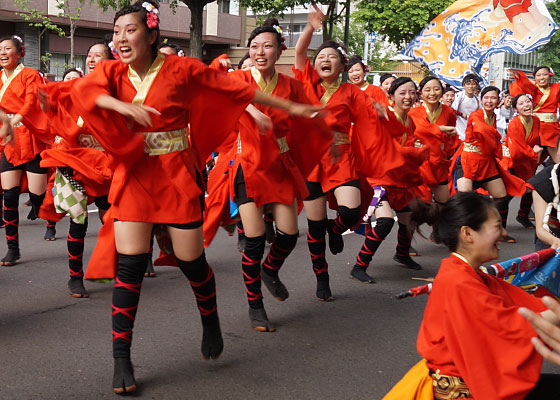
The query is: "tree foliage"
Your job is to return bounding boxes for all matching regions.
[538,0,560,74]
[56,0,86,66]
[354,0,454,48]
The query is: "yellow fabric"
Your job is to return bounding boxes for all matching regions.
[250,66,278,95]
[143,128,188,156]
[0,63,24,102]
[535,112,558,123]
[383,359,434,400]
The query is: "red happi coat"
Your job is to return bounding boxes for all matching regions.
[68,54,255,279]
[0,64,50,166]
[504,115,541,181]
[451,108,526,196]
[510,70,560,147]
[363,83,389,106]
[417,254,546,399]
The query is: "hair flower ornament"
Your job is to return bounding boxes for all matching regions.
[336,46,348,64]
[13,35,26,57]
[108,41,120,60]
[142,2,160,28]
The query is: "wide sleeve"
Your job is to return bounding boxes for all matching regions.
[291,57,322,102]
[41,79,82,146]
[183,58,256,162]
[70,62,145,161]
[507,118,539,162]
[510,71,538,98]
[442,277,544,399]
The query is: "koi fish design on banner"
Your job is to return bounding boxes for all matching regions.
[403,0,558,86]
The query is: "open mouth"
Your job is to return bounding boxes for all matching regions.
[321,64,332,72]
[119,46,131,57]
[255,58,267,66]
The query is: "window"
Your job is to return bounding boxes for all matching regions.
[218,0,230,13]
[48,53,86,81]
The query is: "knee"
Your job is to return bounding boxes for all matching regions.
[244,234,266,260]
[3,187,19,206]
[374,217,394,239]
[338,205,361,227]
[276,230,298,251]
[117,253,150,283]
[69,219,88,239]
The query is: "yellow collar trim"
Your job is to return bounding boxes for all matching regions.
[423,102,442,124]
[451,252,473,267]
[360,82,369,91]
[389,105,409,146]
[128,54,165,105]
[320,79,341,106]
[534,86,550,112]
[520,116,533,141]
[250,66,278,95]
[0,63,25,103]
[483,110,495,127]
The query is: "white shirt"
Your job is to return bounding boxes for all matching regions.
[452,91,480,141]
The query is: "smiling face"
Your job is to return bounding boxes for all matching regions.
[515,95,533,117]
[390,81,417,113]
[240,57,253,71]
[534,68,551,88]
[421,79,443,106]
[381,76,395,95]
[464,80,478,97]
[113,12,157,68]
[63,71,82,81]
[85,44,108,74]
[503,95,512,108]
[348,63,365,86]
[314,47,345,82]
[442,91,455,107]
[0,39,21,71]
[468,206,505,264]
[481,90,499,114]
[249,32,280,76]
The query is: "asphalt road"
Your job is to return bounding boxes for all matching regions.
[1,197,559,399]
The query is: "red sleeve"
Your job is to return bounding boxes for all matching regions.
[507,117,539,161]
[292,57,323,103]
[440,275,544,399]
[42,79,82,146]
[510,71,538,98]
[209,54,230,74]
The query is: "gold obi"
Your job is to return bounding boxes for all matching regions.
[277,136,289,154]
[334,131,351,146]
[143,128,188,156]
[5,114,23,128]
[430,369,471,400]
[535,112,558,123]
[463,142,481,154]
[78,134,104,151]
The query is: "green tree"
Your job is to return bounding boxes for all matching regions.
[239,0,348,42]
[15,0,65,71]
[95,0,214,59]
[56,0,87,66]
[354,0,454,48]
[538,0,560,74]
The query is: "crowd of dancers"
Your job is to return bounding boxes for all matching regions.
[1,1,560,397]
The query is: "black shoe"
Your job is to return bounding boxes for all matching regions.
[249,308,275,332]
[68,278,88,298]
[113,358,136,394]
[516,215,535,229]
[393,254,422,270]
[237,234,246,253]
[144,258,156,277]
[0,248,20,266]
[350,265,376,283]
[261,268,289,301]
[265,220,275,244]
[316,274,334,301]
[44,226,56,241]
[503,235,516,243]
[327,219,344,255]
[201,314,223,360]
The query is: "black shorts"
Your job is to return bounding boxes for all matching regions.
[233,166,255,206]
[1,151,47,174]
[94,195,111,211]
[304,179,360,201]
[455,156,499,190]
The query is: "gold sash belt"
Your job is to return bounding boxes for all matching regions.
[78,134,105,152]
[430,369,472,399]
[144,128,188,156]
[5,114,23,128]
[463,142,481,154]
[277,136,289,154]
[535,113,558,123]
[334,131,350,146]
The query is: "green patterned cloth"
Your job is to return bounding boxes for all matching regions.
[53,167,88,224]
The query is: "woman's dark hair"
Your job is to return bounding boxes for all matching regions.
[247,17,283,49]
[443,84,457,94]
[114,0,161,58]
[0,35,25,58]
[379,73,396,86]
[348,55,366,72]
[512,94,530,109]
[419,75,443,92]
[313,40,348,66]
[62,67,83,80]
[387,76,416,95]
[533,65,551,76]
[238,52,251,70]
[411,192,495,252]
[480,85,500,98]
[159,42,182,54]
[87,41,112,60]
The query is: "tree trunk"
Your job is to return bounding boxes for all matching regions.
[70,22,75,66]
[186,0,204,59]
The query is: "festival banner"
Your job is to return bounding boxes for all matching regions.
[403,0,558,86]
